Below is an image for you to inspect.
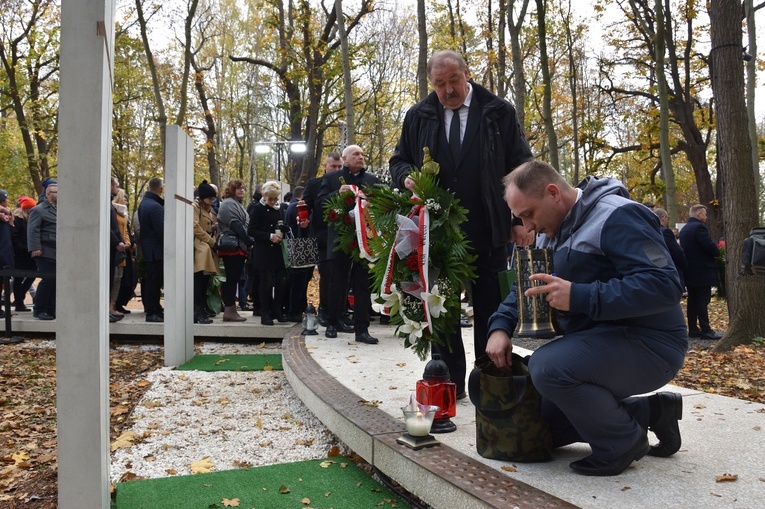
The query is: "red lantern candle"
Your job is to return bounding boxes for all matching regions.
[415,354,457,433]
[297,200,309,221]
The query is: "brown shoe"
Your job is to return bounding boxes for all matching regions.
[222,305,246,322]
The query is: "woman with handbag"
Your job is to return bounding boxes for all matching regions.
[193,181,219,324]
[216,179,253,322]
[247,181,288,325]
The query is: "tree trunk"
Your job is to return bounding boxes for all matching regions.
[336,0,355,145]
[708,0,765,351]
[497,0,507,98]
[656,0,679,223]
[417,0,428,101]
[536,0,559,169]
[190,60,219,185]
[744,0,760,200]
[136,0,168,160]
[562,0,580,182]
[508,0,530,129]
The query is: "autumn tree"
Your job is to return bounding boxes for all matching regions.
[0,0,60,194]
[708,0,765,350]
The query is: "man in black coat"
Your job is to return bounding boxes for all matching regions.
[303,152,343,324]
[137,177,165,322]
[317,145,380,344]
[389,50,533,395]
[653,207,687,289]
[678,204,721,340]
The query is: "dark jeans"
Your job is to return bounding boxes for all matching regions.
[288,267,314,316]
[116,251,137,308]
[13,276,35,306]
[221,255,246,306]
[431,246,506,394]
[686,285,713,333]
[326,257,371,333]
[529,326,685,460]
[141,259,164,316]
[194,272,211,311]
[33,257,56,316]
[258,268,287,317]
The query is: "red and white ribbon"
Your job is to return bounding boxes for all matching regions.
[350,186,378,262]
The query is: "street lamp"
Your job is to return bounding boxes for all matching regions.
[252,140,307,183]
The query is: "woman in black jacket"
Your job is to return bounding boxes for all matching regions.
[248,181,288,325]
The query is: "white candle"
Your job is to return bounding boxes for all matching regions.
[405,413,431,437]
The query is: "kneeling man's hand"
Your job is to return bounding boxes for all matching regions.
[526,273,571,311]
[486,330,513,370]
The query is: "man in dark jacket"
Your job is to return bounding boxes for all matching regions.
[303,152,343,324]
[137,177,165,322]
[28,184,58,320]
[487,160,687,476]
[317,145,380,343]
[679,204,721,340]
[653,208,687,289]
[389,50,533,396]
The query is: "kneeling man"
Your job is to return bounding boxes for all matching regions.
[486,160,687,476]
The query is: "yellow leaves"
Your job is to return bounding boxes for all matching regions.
[190,456,215,474]
[319,460,336,468]
[360,400,381,408]
[264,362,275,371]
[12,450,30,465]
[395,362,406,367]
[221,498,240,507]
[301,497,311,504]
[295,438,315,446]
[500,465,517,472]
[715,473,738,482]
[110,431,138,451]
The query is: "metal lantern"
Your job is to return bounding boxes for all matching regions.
[514,248,560,339]
[302,304,318,336]
[415,354,457,433]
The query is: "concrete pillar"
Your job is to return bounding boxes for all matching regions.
[56,1,114,507]
[164,126,195,366]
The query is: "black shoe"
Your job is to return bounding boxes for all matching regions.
[115,305,131,314]
[570,434,649,476]
[194,314,213,324]
[317,314,328,327]
[275,314,290,323]
[460,316,472,328]
[240,303,251,311]
[205,307,217,317]
[325,325,337,338]
[688,330,701,338]
[0,309,4,319]
[37,312,55,321]
[699,330,722,340]
[109,313,123,323]
[336,321,354,333]
[456,391,467,400]
[146,313,163,323]
[15,304,31,312]
[261,314,274,326]
[355,331,379,344]
[648,392,683,457]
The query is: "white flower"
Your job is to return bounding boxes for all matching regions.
[371,285,400,314]
[399,313,424,343]
[421,284,447,318]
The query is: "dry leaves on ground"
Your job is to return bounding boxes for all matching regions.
[0,343,162,508]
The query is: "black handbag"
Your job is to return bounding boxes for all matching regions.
[215,231,239,252]
[281,233,319,268]
[468,354,552,462]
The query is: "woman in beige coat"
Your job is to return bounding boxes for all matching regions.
[193,181,219,323]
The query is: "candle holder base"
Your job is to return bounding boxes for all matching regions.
[429,418,457,433]
[396,433,440,450]
[301,329,318,336]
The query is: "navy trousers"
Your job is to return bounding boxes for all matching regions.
[528,326,685,460]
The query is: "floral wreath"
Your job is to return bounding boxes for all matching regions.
[364,148,477,360]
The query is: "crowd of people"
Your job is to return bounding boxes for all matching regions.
[0,48,728,477]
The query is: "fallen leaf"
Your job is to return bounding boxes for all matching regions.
[395,362,406,367]
[302,497,311,504]
[327,445,341,457]
[110,431,138,451]
[279,484,290,494]
[256,418,263,429]
[257,342,266,349]
[191,456,215,474]
[264,363,274,371]
[388,386,398,390]
[12,451,30,465]
[715,473,738,482]
[320,460,335,468]
[621,486,631,491]
[222,498,240,507]
[165,468,177,475]
[500,465,516,472]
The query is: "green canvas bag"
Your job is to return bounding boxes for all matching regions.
[468,354,552,462]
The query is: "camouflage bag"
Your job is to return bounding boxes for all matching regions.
[468,354,552,462]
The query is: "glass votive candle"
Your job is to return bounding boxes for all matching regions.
[401,404,439,437]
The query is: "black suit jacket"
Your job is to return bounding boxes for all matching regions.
[316,167,380,261]
[679,218,720,287]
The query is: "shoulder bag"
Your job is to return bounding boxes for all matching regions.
[215,231,239,252]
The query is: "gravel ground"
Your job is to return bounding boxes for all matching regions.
[108,341,347,484]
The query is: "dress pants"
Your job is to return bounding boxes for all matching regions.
[258,268,287,316]
[326,257,371,333]
[528,326,685,460]
[685,285,712,333]
[33,257,56,316]
[142,259,164,316]
[431,246,506,395]
[288,266,314,316]
[221,255,246,307]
